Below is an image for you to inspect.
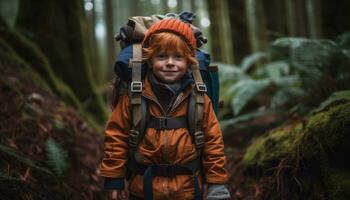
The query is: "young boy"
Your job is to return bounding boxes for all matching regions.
[100,18,230,200]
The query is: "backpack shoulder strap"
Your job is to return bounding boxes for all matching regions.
[128,43,144,150]
[188,65,207,154]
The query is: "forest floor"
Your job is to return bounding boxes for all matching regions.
[224,114,281,200]
[0,62,107,199]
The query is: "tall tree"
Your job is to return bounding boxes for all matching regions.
[294,0,308,37]
[16,0,107,123]
[306,0,323,38]
[227,0,250,63]
[262,0,287,39]
[207,0,234,64]
[245,0,268,53]
[85,0,101,85]
[105,0,116,81]
[285,0,297,36]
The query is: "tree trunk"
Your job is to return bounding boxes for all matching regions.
[295,0,308,37]
[306,0,323,38]
[105,0,116,81]
[86,0,101,85]
[261,0,287,39]
[285,0,297,36]
[16,0,107,123]
[245,0,268,53]
[227,0,250,63]
[207,0,234,64]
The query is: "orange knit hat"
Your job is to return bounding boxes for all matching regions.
[142,18,196,52]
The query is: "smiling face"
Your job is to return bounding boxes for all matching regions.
[151,51,188,83]
[143,32,198,83]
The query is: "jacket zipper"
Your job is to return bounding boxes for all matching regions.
[168,91,191,115]
[142,91,191,163]
[142,93,168,161]
[142,94,166,116]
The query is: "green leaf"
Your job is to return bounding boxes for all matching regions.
[272,37,339,69]
[240,52,269,73]
[311,90,350,114]
[218,62,247,82]
[221,109,274,134]
[335,31,350,48]
[232,79,271,115]
[45,137,69,177]
[272,75,300,87]
[270,88,304,108]
[257,61,290,79]
[272,37,309,49]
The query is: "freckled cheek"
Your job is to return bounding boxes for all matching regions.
[178,65,188,74]
[151,63,164,71]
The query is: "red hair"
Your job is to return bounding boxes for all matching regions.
[142,32,198,66]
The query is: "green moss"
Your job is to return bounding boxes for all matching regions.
[242,102,350,199]
[0,37,51,91]
[328,168,350,200]
[0,27,103,131]
[302,103,350,159]
[16,0,108,124]
[243,102,350,170]
[243,123,303,170]
[0,27,83,109]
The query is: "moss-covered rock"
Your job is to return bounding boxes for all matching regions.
[243,102,350,199]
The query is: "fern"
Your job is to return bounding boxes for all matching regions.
[0,144,51,174]
[45,137,69,177]
[232,79,271,115]
[240,52,269,73]
[270,87,304,108]
[220,110,274,134]
[219,34,350,121]
[256,61,290,79]
[311,90,350,114]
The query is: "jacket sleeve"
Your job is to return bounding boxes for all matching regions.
[99,94,131,179]
[202,95,228,184]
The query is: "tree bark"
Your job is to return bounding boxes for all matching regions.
[245,0,268,53]
[227,0,250,63]
[105,0,116,81]
[306,0,323,38]
[207,0,234,64]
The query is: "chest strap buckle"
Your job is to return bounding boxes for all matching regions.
[153,117,168,130]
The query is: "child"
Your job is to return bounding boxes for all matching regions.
[100,18,230,200]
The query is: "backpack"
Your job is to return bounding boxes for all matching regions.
[107,12,220,200]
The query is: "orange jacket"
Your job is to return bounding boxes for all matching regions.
[100,75,228,199]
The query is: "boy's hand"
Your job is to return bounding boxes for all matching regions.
[107,189,127,200]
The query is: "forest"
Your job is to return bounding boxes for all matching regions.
[0,0,349,199]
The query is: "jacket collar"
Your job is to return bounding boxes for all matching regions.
[142,70,194,113]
